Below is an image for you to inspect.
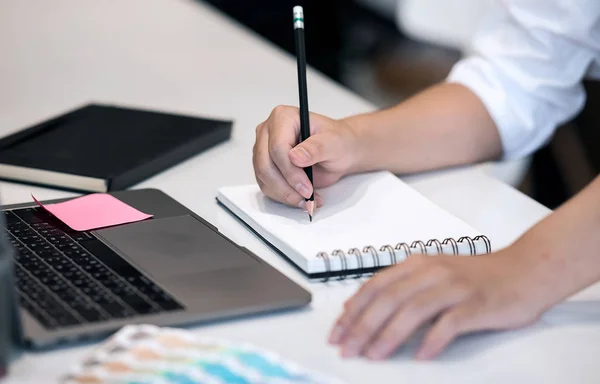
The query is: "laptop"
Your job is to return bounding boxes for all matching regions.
[0,188,311,349]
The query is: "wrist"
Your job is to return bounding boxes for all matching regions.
[505,226,593,314]
[339,113,379,174]
[505,243,564,312]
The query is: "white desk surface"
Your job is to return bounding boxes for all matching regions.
[2,0,600,383]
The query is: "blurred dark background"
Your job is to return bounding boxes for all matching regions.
[202,0,599,210]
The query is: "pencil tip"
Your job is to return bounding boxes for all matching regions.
[309,214,312,222]
[306,200,315,220]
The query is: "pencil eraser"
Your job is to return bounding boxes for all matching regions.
[293,6,304,20]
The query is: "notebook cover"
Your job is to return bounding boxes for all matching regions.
[216,197,369,281]
[215,172,490,280]
[0,104,232,192]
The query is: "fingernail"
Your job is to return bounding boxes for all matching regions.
[329,325,344,344]
[416,347,434,361]
[295,183,310,198]
[315,194,324,207]
[366,344,387,360]
[297,200,306,209]
[341,339,360,358]
[290,147,310,163]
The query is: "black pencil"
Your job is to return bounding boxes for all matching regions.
[293,5,315,222]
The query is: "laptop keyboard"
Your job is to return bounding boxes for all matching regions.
[3,207,184,330]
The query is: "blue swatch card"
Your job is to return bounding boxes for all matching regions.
[61,325,344,384]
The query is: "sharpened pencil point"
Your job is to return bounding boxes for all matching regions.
[306,200,315,221]
[309,214,312,222]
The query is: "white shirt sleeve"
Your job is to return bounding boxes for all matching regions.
[447,0,599,160]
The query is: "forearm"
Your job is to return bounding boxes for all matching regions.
[513,175,600,309]
[342,82,503,174]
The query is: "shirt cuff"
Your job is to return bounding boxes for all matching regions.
[447,57,544,161]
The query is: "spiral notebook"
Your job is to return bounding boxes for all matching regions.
[216,171,491,280]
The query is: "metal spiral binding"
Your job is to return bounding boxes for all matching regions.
[316,252,331,282]
[380,245,397,265]
[411,240,427,255]
[332,249,348,281]
[348,248,364,279]
[316,235,490,282]
[458,236,476,256]
[442,237,459,255]
[426,238,443,254]
[394,242,411,259]
[474,235,491,254]
[363,246,380,269]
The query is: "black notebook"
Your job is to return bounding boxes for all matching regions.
[0,104,232,192]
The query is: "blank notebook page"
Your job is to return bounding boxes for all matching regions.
[217,171,484,274]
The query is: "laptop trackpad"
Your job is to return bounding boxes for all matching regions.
[95,215,258,280]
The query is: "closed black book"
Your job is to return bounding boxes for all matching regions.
[0,104,233,192]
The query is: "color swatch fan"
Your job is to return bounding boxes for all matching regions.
[61,324,345,384]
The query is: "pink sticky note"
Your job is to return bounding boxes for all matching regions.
[32,193,153,231]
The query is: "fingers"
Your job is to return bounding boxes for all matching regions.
[328,252,538,361]
[254,105,333,206]
[289,131,338,168]
[364,284,470,360]
[253,123,305,207]
[335,263,452,358]
[416,305,476,360]
[268,124,313,200]
[329,258,425,345]
[416,291,532,360]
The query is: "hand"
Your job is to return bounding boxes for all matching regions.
[253,105,361,208]
[328,247,554,360]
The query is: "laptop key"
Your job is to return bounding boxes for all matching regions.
[78,239,140,277]
[7,217,28,229]
[120,293,155,314]
[14,208,44,224]
[24,242,49,253]
[32,289,79,325]
[15,249,34,261]
[8,211,185,325]
[8,228,25,238]
[3,211,20,223]
[127,279,158,293]
[45,235,69,246]
[65,230,94,243]
[30,221,52,229]
[47,280,70,294]
[62,249,87,260]
[18,294,56,329]
[105,283,130,297]
[17,265,93,325]
[80,284,105,296]
[57,242,81,252]
[55,313,80,327]
[35,228,53,238]
[155,297,184,311]
[75,306,106,322]
[99,301,131,318]
[13,227,36,238]
[126,276,183,311]
[69,298,106,322]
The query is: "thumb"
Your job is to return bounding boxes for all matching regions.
[289,132,339,167]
